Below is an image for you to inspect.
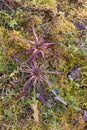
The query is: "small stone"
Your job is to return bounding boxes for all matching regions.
[84,111,87,121]
[67,67,80,80]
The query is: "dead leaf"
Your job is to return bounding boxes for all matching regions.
[31,100,39,122]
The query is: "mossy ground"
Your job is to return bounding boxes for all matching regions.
[0,0,87,130]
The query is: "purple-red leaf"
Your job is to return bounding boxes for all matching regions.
[32,21,38,43]
[20,76,34,97]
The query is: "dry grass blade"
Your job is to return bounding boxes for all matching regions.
[51,90,67,105]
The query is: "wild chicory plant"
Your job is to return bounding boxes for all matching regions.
[13,21,67,105]
[16,62,67,105]
[13,21,61,63]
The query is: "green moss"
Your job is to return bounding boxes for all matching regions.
[0,1,87,129]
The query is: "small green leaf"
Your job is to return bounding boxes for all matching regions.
[4,110,13,117]
[73,106,81,111]
[69,96,76,104]
[0,65,5,71]
[9,19,17,28]
[85,37,87,43]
